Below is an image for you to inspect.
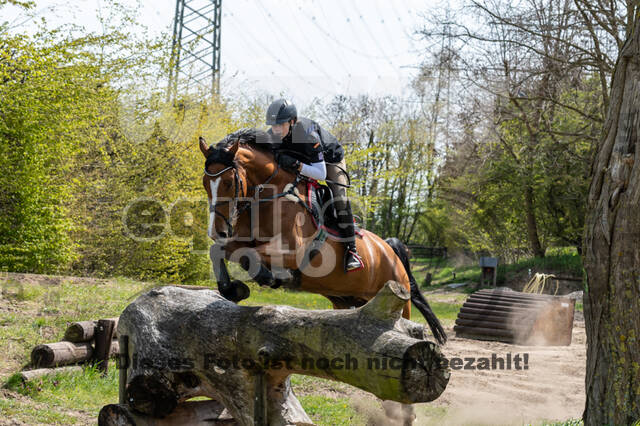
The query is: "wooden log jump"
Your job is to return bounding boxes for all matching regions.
[17,366,84,382]
[454,289,576,345]
[99,281,450,426]
[31,340,120,368]
[63,318,119,343]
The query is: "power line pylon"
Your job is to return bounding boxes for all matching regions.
[168,0,221,100]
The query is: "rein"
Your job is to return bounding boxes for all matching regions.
[206,161,314,238]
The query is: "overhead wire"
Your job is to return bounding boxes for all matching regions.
[220,5,295,94]
[243,0,340,94]
[372,0,400,56]
[348,1,404,82]
[280,1,343,90]
[305,3,408,60]
[221,3,336,96]
[320,1,385,82]
[287,2,353,81]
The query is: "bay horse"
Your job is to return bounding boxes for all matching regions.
[199,129,446,344]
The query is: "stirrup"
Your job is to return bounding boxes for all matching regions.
[344,249,364,273]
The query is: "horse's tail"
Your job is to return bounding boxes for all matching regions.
[384,237,447,345]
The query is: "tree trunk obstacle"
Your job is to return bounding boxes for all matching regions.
[99,281,450,426]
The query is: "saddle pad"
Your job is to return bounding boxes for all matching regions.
[306,181,363,239]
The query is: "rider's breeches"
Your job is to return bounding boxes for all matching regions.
[326,159,355,243]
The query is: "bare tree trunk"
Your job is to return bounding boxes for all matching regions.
[582,14,640,425]
[524,184,544,257]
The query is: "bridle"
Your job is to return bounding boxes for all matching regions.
[205,165,242,239]
[205,161,281,239]
[204,144,322,241]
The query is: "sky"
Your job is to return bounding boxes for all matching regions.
[2,0,451,108]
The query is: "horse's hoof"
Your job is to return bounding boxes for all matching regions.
[254,270,274,287]
[220,281,250,303]
[230,280,250,302]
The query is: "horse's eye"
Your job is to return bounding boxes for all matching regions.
[224,180,232,189]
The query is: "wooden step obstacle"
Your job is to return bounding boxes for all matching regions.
[454,289,576,345]
[98,281,450,426]
[18,317,120,382]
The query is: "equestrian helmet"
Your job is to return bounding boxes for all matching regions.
[265,99,297,125]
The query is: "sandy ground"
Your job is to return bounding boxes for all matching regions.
[413,316,586,425]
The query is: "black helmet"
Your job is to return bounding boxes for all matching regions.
[266,99,297,125]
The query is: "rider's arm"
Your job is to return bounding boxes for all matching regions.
[299,160,327,180]
[290,119,327,180]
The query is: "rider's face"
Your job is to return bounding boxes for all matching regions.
[271,120,291,140]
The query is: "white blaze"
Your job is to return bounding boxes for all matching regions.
[208,178,220,238]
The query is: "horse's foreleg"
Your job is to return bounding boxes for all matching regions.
[236,248,275,287]
[209,244,250,302]
[251,239,301,270]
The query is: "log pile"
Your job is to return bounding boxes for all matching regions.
[20,317,120,381]
[454,289,576,345]
[99,281,450,426]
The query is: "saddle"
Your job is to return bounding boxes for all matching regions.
[305,181,363,239]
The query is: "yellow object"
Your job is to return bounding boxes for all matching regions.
[522,273,559,295]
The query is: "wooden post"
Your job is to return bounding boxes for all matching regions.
[253,372,267,426]
[94,319,116,375]
[118,335,128,405]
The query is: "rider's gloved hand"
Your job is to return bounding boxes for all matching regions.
[276,153,301,173]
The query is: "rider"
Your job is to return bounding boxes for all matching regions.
[266,99,364,272]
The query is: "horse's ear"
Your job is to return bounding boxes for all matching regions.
[199,136,209,158]
[228,139,240,156]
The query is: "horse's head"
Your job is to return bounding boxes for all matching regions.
[200,136,247,241]
[200,128,291,241]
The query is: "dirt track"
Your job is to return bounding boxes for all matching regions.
[416,315,586,425]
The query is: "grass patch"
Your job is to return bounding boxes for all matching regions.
[299,395,365,425]
[534,419,583,426]
[8,365,118,415]
[414,252,584,288]
[239,282,333,310]
[0,397,79,425]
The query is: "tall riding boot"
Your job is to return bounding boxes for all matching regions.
[337,202,364,273]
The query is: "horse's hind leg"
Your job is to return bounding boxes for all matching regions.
[382,401,416,425]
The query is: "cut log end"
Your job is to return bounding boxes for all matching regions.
[64,318,119,343]
[31,344,55,368]
[99,404,137,426]
[126,372,178,418]
[64,321,95,343]
[401,341,450,403]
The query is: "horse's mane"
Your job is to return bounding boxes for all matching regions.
[216,128,276,154]
[205,128,276,169]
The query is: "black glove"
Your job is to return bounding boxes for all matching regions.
[275,153,301,172]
